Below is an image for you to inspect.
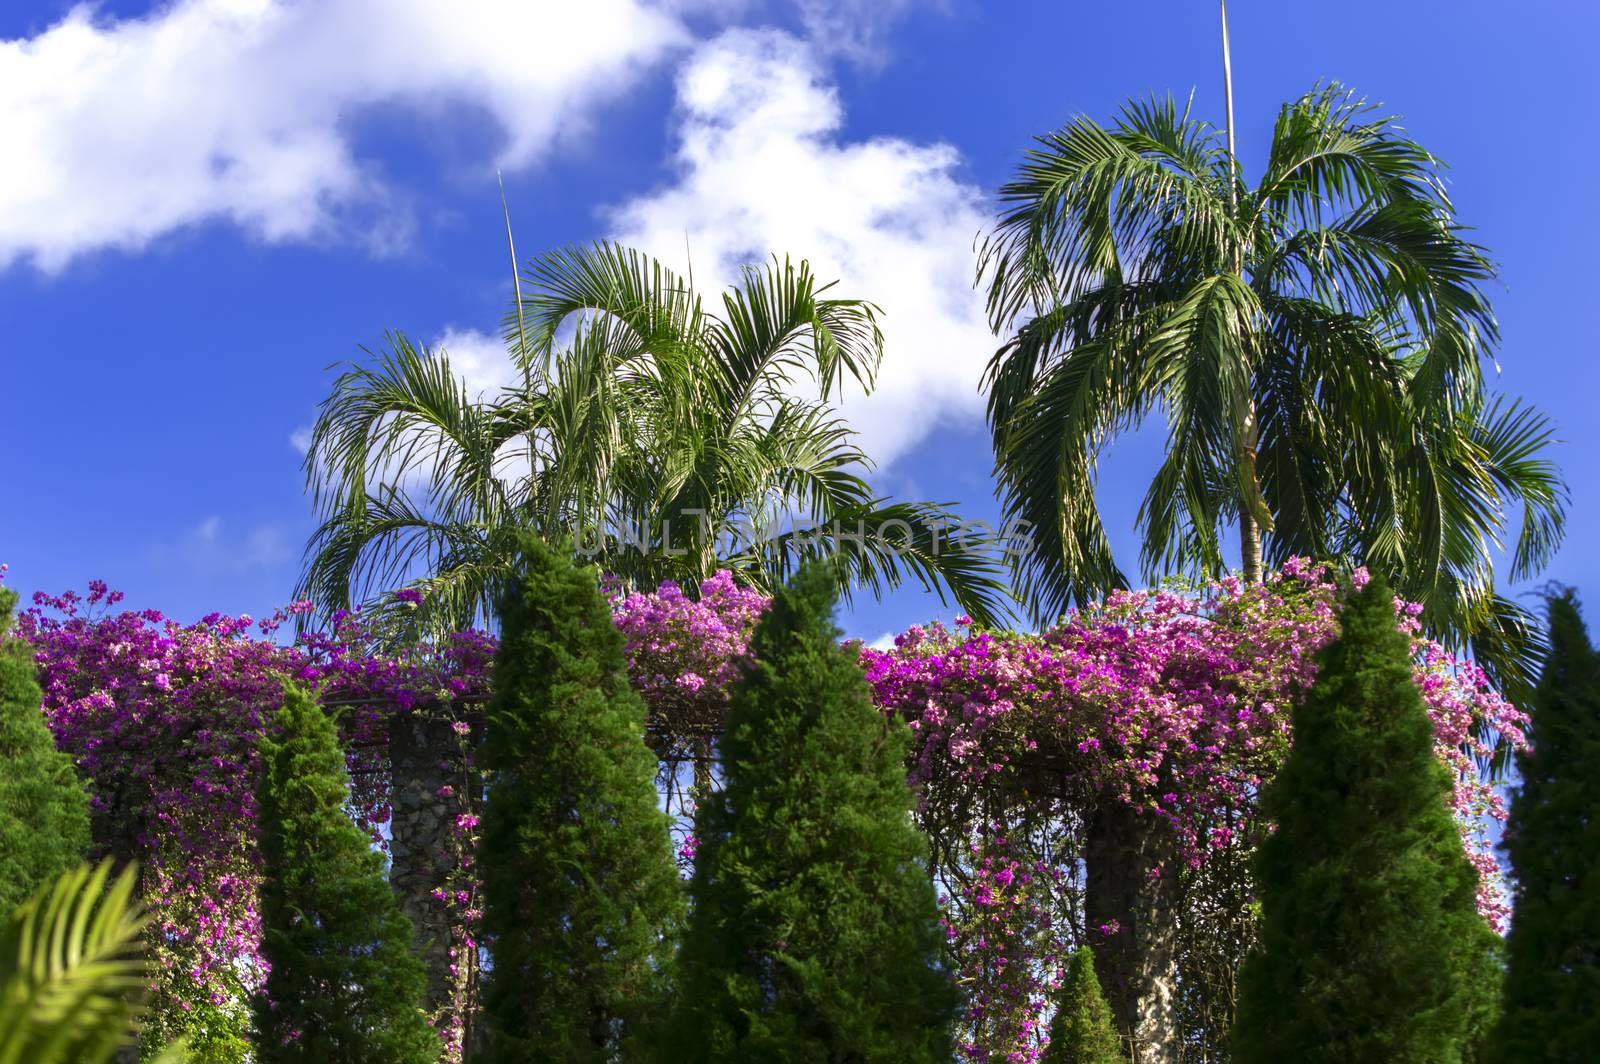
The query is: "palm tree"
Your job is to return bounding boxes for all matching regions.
[298,242,1009,633]
[979,81,1566,1064]
[977,86,1565,697]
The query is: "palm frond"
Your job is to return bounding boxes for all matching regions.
[304,333,515,518]
[296,491,496,626]
[302,242,999,634]
[992,328,1144,619]
[708,256,882,413]
[978,79,1565,669]
[978,99,1235,330]
[1253,84,1443,230]
[1470,396,1568,582]
[722,500,1014,627]
[0,861,169,1064]
[514,241,702,371]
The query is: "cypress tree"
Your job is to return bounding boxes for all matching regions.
[1232,576,1501,1063]
[0,585,91,917]
[1042,948,1124,1064]
[255,682,438,1064]
[1488,588,1600,1062]
[668,563,959,1062]
[476,534,682,1062]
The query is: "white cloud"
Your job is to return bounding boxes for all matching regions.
[790,0,927,61]
[434,326,520,398]
[0,0,688,270]
[664,0,932,61]
[868,630,897,651]
[153,515,292,572]
[606,29,993,471]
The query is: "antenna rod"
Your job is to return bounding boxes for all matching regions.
[1220,0,1238,210]
[498,169,530,373]
[499,170,537,491]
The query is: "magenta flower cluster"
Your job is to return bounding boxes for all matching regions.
[19,588,495,1054]
[855,559,1524,1060]
[942,829,1067,1063]
[858,561,1520,905]
[609,569,768,730]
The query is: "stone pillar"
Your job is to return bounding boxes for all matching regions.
[1084,798,1181,1064]
[388,711,476,1057]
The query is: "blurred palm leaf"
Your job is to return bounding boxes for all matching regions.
[0,860,183,1064]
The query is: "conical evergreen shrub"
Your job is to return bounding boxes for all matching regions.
[0,585,91,917]
[255,682,438,1063]
[667,563,959,1061]
[1042,947,1123,1064]
[476,534,682,1063]
[1232,576,1501,1063]
[1488,588,1600,1062]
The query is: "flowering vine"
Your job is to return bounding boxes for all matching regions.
[13,559,1524,1063]
[19,588,494,1059]
[943,829,1068,1063]
[857,559,1525,1059]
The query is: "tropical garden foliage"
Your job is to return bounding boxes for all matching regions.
[297,244,1009,636]
[16,581,494,1058]
[668,563,959,1061]
[1233,576,1501,1062]
[0,859,185,1064]
[0,37,1590,1064]
[1041,948,1122,1064]
[476,535,680,1062]
[7,554,1535,1062]
[255,682,438,1063]
[978,85,1565,702]
[0,582,89,917]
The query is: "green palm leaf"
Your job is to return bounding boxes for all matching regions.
[0,861,179,1064]
[302,242,1010,635]
[979,82,1567,697]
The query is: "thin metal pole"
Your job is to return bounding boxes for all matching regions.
[498,170,537,504]
[1220,0,1238,210]
[1220,0,1263,584]
[498,169,529,369]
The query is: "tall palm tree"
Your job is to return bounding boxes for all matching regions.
[977,86,1565,696]
[299,242,1009,633]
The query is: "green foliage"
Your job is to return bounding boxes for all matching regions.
[1488,588,1600,1062]
[1042,948,1124,1064]
[667,563,960,1062]
[141,987,250,1064]
[0,586,91,918]
[298,242,1009,637]
[978,87,1566,700]
[476,533,683,1063]
[0,859,185,1064]
[254,683,438,1064]
[1232,577,1501,1063]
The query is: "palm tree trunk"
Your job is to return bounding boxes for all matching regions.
[1082,15,1255,1056]
[1240,506,1263,584]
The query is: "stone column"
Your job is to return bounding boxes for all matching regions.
[1084,798,1181,1064]
[388,711,475,1056]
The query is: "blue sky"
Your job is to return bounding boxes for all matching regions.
[2,0,1595,644]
